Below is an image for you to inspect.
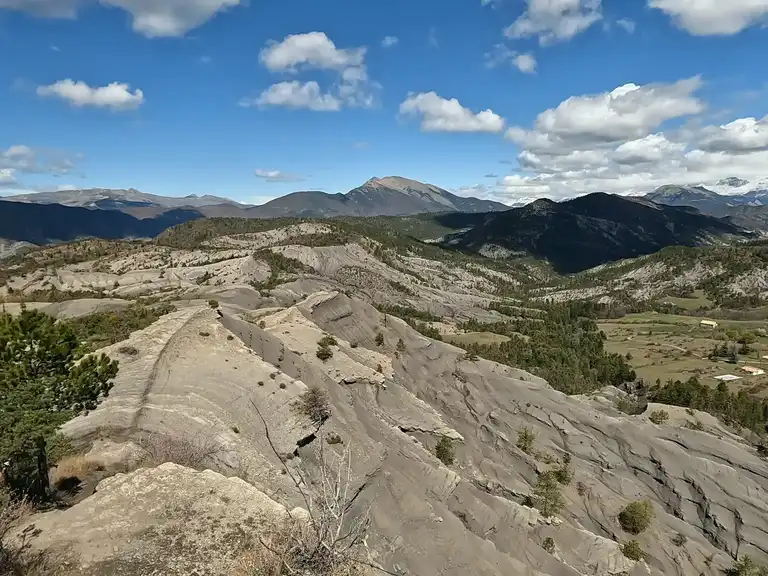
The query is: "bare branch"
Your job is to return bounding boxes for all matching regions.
[249,398,317,530]
[244,398,390,576]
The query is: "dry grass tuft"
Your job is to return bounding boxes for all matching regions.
[133,433,221,471]
[50,456,105,490]
[247,400,378,576]
[233,516,373,576]
[1,489,53,576]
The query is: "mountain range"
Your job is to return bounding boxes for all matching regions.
[0,175,506,250]
[1,176,761,272]
[645,183,768,231]
[7,188,245,210]
[3,176,505,220]
[0,201,202,246]
[438,193,750,273]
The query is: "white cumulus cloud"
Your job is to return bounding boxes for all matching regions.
[613,133,686,164]
[254,32,377,111]
[260,31,365,73]
[649,0,768,35]
[399,92,505,133]
[0,0,242,37]
[37,79,144,110]
[505,0,603,45]
[491,77,768,204]
[698,115,768,152]
[506,76,704,149]
[242,81,341,112]
[513,53,537,73]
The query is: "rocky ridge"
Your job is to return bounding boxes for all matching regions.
[12,291,766,576]
[2,222,768,576]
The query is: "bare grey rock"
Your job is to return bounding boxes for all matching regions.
[46,290,768,576]
[16,463,295,576]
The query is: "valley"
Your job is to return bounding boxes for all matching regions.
[5,3,768,574]
[600,312,768,398]
[2,191,768,576]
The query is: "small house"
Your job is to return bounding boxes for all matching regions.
[700,320,718,329]
[714,374,741,382]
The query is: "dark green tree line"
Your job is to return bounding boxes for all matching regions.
[458,303,635,395]
[649,377,768,434]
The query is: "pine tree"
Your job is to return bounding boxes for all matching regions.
[534,471,565,518]
[0,308,118,500]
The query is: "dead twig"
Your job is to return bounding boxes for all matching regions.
[248,397,388,576]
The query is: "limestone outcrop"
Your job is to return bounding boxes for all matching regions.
[41,291,768,576]
[16,463,297,575]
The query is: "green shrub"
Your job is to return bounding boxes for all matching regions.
[65,303,176,351]
[671,533,687,547]
[534,471,565,518]
[396,338,406,352]
[542,537,555,554]
[0,309,118,500]
[435,436,455,465]
[409,320,442,340]
[208,299,219,309]
[725,556,768,576]
[517,427,536,454]
[617,398,647,415]
[375,332,384,346]
[45,434,76,466]
[297,386,332,425]
[554,453,574,485]
[649,409,670,425]
[618,500,654,534]
[621,540,644,561]
[326,433,343,445]
[463,351,479,362]
[318,335,337,347]
[316,345,333,362]
[757,443,768,459]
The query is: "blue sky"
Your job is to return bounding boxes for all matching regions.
[1,0,768,205]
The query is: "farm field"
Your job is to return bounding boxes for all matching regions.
[613,311,768,329]
[600,312,768,399]
[656,290,714,311]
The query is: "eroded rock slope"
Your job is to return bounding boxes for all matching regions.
[33,291,768,576]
